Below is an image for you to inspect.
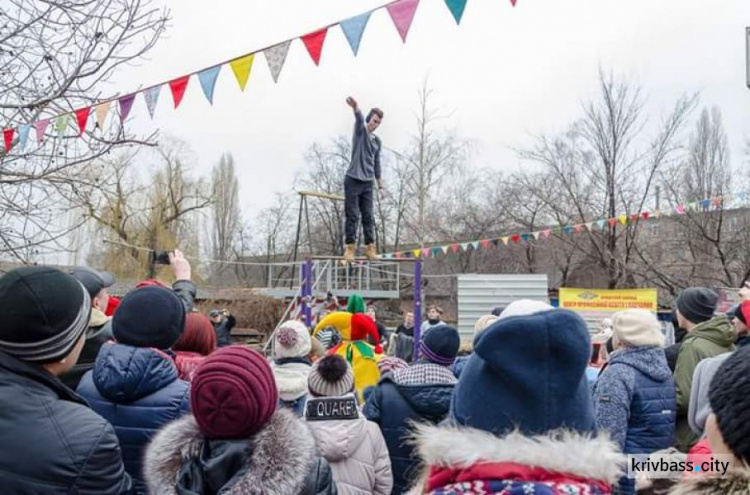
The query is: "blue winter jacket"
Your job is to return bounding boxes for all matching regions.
[363,375,454,494]
[593,346,675,454]
[77,342,190,494]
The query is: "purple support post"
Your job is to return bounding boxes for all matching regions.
[413,258,423,361]
[303,259,313,328]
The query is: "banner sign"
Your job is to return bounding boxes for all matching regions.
[559,288,658,312]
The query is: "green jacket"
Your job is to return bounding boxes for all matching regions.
[674,315,736,451]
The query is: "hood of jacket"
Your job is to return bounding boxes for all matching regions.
[272,360,311,401]
[92,342,180,402]
[410,423,625,491]
[89,307,111,329]
[383,375,454,421]
[608,346,672,382]
[308,415,368,463]
[670,468,750,495]
[144,408,318,495]
[686,315,736,348]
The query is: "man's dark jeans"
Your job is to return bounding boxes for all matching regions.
[344,176,375,245]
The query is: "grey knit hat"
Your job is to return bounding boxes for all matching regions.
[308,354,355,397]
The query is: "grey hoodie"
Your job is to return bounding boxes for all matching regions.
[687,352,731,436]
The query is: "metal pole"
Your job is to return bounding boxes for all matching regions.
[413,259,423,361]
[291,194,305,289]
[303,258,313,328]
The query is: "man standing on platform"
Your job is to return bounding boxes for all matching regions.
[344,96,384,262]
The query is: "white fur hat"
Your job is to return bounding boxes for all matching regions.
[498,299,554,320]
[274,320,312,359]
[612,309,664,348]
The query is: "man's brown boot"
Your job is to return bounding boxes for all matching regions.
[364,243,380,261]
[343,244,356,263]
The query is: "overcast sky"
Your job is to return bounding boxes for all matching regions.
[110,0,750,217]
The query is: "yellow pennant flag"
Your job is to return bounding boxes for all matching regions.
[618,215,628,225]
[95,102,111,129]
[412,249,421,258]
[230,54,255,91]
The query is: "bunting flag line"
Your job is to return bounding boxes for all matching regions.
[2,0,524,149]
[379,190,750,259]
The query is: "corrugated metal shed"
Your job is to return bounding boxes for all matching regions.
[457,274,549,340]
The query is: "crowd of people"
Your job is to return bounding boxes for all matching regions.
[0,256,749,494]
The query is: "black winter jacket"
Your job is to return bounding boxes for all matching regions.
[0,351,131,494]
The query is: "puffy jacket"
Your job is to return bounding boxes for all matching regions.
[593,346,676,453]
[77,342,190,494]
[363,375,454,493]
[172,279,198,313]
[145,408,337,495]
[306,395,393,494]
[674,316,735,451]
[0,350,132,494]
[61,309,113,389]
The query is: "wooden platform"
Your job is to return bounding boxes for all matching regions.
[311,255,416,263]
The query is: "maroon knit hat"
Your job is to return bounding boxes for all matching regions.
[190,346,278,439]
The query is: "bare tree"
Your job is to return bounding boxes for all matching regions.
[208,153,240,278]
[0,1,168,261]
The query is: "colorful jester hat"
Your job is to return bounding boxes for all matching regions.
[313,294,382,355]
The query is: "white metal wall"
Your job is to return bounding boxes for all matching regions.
[457,274,549,340]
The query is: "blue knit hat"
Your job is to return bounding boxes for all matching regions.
[420,324,460,366]
[450,309,594,436]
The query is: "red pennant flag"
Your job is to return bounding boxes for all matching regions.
[75,107,91,135]
[450,244,460,253]
[630,214,639,223]
[301,28,328,66]
[608,218,617,228]
[3,128,14,151]
[510,0,518,5]
[642,212,650,220]
[480,239,490,248]
[169,75,190,109]
[511,234,521,243]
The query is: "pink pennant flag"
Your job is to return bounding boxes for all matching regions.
[422,248,431,257]
[35,119,50,143]
[301,28,328,66]
[480,239,490,248]
[574,224,583,233]
[387,0,420,43]
[542,230,552,239]
[675,205,685,215]
[510,0,518,5]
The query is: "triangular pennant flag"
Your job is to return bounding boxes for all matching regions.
[700,199,711,211]
[480,239,490,248]
[597,219,606,229]
[301,28,328,66]
[340,12,371,56]
[618,216,627,225]
[444,0,468,24]
[422,248,431,257]
[17,124,30,150]
[511,234,521,243]
[169,75,190,109]
[642,212,650,220]
[585,222,594,231]
[630,214,639,223]
[738,193,748,202]
[198,66,221,104]
[55,114,69,134]
[470,241,479,250]
[35,119,50,143]
[431,247,442,257]
[394,252,402,259]
[450,244,460,253]
[412,248,421,258]
[230,54,255,92]
[552,226,562,235]
[75,107,90,135]
[712,198,723,209]
[501,237,509,245]
[441,245,449,254]
[688,202,698,212]
[457,242,467,251]
[510,0,518,5]
[542,229,551,239]
[387,0,420,43]
[607,219,616,228]
[264,41,292,83]
[118,94,135,122]
[574,224,583,233]
[521,233,531,242]
[3,128,14,151]
[95,102,111,129]
[532,231,541,240]
[563,226,574,235]
[381,253,392,260]
[144,86,162,118]
[675,204,685,214]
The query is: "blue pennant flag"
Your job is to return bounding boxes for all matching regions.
[17,124,30,150]
[144,86,161,119]
[445,0,468,24]
[340,12,371,56]
[198,66,222,104]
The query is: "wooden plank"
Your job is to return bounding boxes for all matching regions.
[297,190,345,202]
[311,255,415,263]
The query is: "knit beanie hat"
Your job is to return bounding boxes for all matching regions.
[734,301,750,326]
[191,346,278,439]
[498,299,553,320]
[0,266,91,364]
[350,313,383,353]
[676,288,718,325]
[347,294,366,314]
[420,324,460,366]
[308,354,355,397]
[377,356,408,375]
[274,320,312,359]
[612,309,664,348]
[112,286,186,349]
[474,315,499,337]
[451,309,594,436]
[708,345,750,463]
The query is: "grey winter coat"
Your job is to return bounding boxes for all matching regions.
[687,352,731,436]
[145,408,337,495]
